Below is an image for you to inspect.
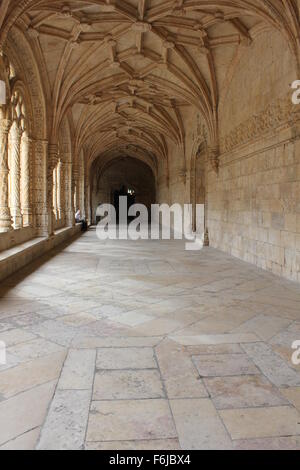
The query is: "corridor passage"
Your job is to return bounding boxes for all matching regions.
[0,230,300,450]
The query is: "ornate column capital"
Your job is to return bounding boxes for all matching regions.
[48,143,59,169]
[207,145,219,174]
[72,162,79,179]
[22,133,33,144]
[0,118,11,134]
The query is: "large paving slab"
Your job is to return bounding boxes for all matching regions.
[93,369,165,400]
[242,342,300,387]
[0,351,66,399]
[220,406,300,440]
[0,381,56,446]
[155,340,208,398]
[87,399,177,442]
[170,399,233,450]
[37,389,92,450]
[192,353,260,377]
[96,347,156,369]
[204,375,289,409]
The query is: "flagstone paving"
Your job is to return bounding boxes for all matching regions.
[0,229,300,450]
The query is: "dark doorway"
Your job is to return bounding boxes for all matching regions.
[114,185,136,223]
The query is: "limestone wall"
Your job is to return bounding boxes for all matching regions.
[207,28,300,281]
[208,128,300,281]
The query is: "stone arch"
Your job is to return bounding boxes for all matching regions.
[0,53,12,120]
[5,27,48,141]
[3,29,49,234]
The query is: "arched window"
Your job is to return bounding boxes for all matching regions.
[8,89,32,230]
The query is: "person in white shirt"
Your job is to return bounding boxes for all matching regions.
[75,209,81,223]
[75,209,87,231]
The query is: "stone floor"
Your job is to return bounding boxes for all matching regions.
[0,228,300,450]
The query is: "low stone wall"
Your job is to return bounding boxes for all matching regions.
[0,224,82,282]
[0,227,36,252]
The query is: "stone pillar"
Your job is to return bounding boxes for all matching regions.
[47,143,58,235]
[20,131,33,227]
[53,164,58,223]
[33,139,48,236]
[204,146,211,246]
[84,173,90,223]
[57,159,65,224]
[73,163,79,212]
[0,118,12,232]
[65,160,75,226]
[9,121,23,229]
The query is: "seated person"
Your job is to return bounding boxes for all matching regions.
[75,209,81,223]
[75,209,87,231]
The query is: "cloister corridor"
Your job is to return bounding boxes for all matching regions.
[0,229,299,450]
[2,0,300,454]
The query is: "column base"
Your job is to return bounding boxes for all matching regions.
[204,228,210,247]
[0,209,13,232]
[12,214,23,230]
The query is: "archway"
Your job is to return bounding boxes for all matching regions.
[92,156,156,225]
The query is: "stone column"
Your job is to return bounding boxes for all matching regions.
[65,160,75,226]
[20,131,33,227]
[57,159,65,225]
[9,121,23,229]
[47,143,58,235]
[33,139,48,236]
[0,118,12,232]
[84,173,90,224]
[53,164,58,224]
[73,163,79,212]
[204,147,210,246]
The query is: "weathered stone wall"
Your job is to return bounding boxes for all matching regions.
[207,28,300,281]
[208,128,300,281]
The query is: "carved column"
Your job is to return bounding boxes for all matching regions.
[58,159,65,225]
[9,121,23,229]
[0,118,12,232]
[20,131,33,227]
[73,163,79,212]
[53,164,58,224]
[47,143,58,235]
[33,140,48,236]
[84,172,90,223]
[65,160,75,226]
[204,146,211,246]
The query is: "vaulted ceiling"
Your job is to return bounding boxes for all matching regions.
[1,0,299,171]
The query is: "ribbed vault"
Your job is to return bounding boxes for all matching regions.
[1,0,300,179]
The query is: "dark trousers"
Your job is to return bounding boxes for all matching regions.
[76,219,88,232]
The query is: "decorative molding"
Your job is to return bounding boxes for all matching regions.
[219,96,294,154]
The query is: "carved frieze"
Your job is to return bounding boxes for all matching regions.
[220,96,294,154]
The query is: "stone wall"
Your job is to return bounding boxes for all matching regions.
[207,28,300,281]
[208,126,300,281]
